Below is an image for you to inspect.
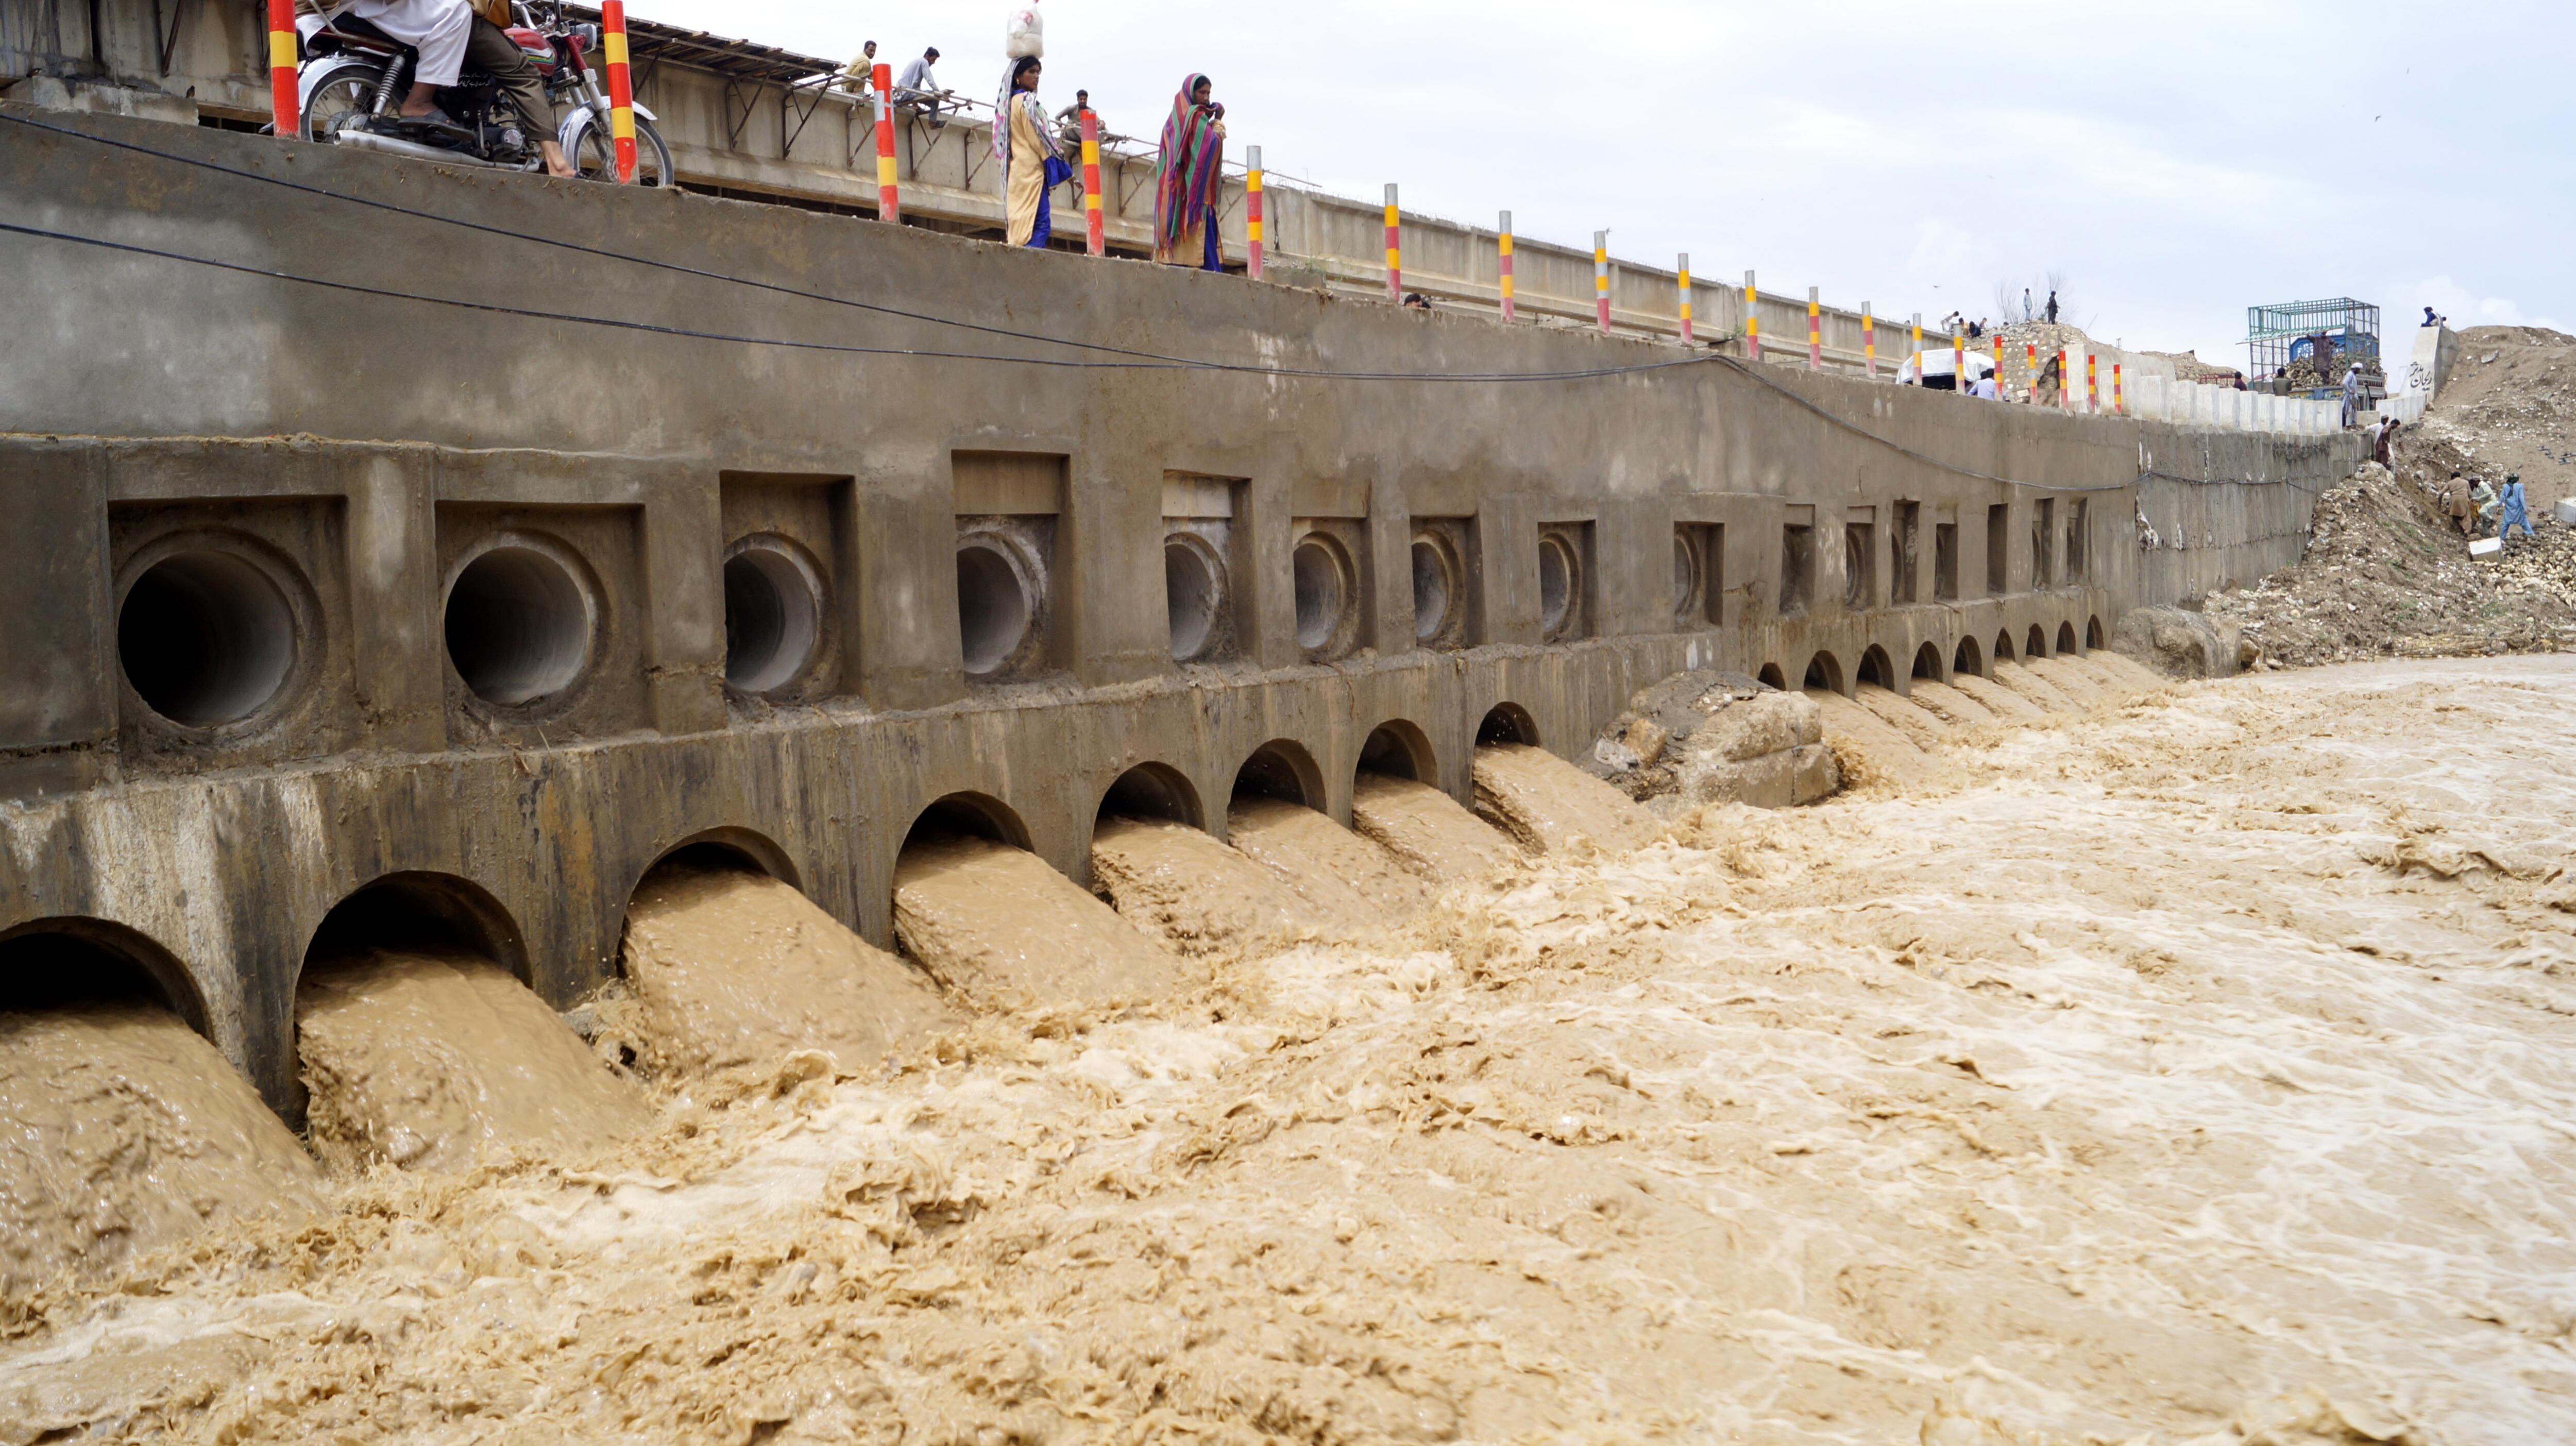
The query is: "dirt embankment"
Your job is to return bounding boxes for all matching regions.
[2202,326,2576,666]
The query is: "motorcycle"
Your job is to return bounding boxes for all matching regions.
[296,1,674,185]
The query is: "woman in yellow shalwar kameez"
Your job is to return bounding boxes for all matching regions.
[995,56,1070,248]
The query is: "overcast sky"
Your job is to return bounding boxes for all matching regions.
[648,0,2569,365]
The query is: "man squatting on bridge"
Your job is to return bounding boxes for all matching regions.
[301,0,573,176]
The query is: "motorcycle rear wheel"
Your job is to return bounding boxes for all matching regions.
[562,112,675,188]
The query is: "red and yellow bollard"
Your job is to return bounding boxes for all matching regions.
[1083,112,1105,257]
[2112,362,2124,415]
[1677,253,1692,345]
[267,0,298,139]
[872,62,898,221]
[1910,314,1923,381]
[1240,144,1260,276]
[2086,352,2099,413]
[2026,340,2038,401]
[1992,336,2004,399]
[1952,331,1964,395]
[601,0,636,183]
[1862,303,1876,379]
[1807,287,1822,370]
[1744,271,1759,362]
[1594,232,1610,333]
[1384,185,1401,301]
[1497,211,1514,323]
[2059,348,2074,411]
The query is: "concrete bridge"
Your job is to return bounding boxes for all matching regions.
[0,104,2356,1115]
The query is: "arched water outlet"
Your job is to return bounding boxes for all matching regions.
[1163,534,1225,662]
[1803,651,1845,695]
[2087,615,2107,650]
[956,536,1036,678]
[445,540,595,707]
[1411,535,1458,643]
[0,918,208,1034]
[1233,738,1325,808]
[1993,631,2017,664]
[1757,662,1787,691]
[1099,762,1202,826]
[2058,621,2080,655]
[1292,533,1354,655]
[1477,702,1540,746]
[1913,642,1945,682]
[1358,721,1433,784]
[1857,645,1894,691]
[1954,636,1985,677]
[118,549,297,726]
[722,538,823,694]
[2027,624,2049,659]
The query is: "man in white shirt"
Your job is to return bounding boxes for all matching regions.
[895,47,945,127]
[1970,373,2001,401]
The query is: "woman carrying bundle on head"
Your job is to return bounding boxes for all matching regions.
[996,55,1073,248]
[1154,74,1227,269]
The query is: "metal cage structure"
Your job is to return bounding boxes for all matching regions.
[2247,297,2381,390]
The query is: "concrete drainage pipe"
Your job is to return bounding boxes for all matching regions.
[444,542,594,707]
[1410,537,1455,643]
[1292,534,1351,652]
[1538,533,1579,639]
[956,537,1034,678]
[118,550,297,726]
[722,539,823,694]
[1163,534,1224,662]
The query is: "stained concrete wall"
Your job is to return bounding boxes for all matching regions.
[0,105,2361,1112]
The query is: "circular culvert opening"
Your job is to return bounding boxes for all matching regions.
[722,540,822,694]
[1410,537,1454,642]
[117,550,297,726]
[1671,534,1701,621]
[444,543,594,708]
[1292,534,1351,652]
[1538,534,1578,638]
[1164,534,1223,661]
[956,538,1033,678]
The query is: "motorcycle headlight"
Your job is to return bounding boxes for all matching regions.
[573,23,600,48]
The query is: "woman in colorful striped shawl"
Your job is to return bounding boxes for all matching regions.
[1153,74,1226,269]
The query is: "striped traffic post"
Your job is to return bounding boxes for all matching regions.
[872,63,898,220]
[1082,113,1105,256]
[1862,303,1875,378]
[1743,272,1759,362]
[1991,336,2004,399]
[266,0,297,139]
[2025,340,2038,401]
[1910,314,1922,382]
[2060,348,2074,411]
[602,0,636,183]
[2086,353,2100,413]
[1807,287,1822,370]
[1677,253,1692,345]
[1952,330,1964,396]
[1384,185,1401,301]
[1497,211,1515,322]
[2112,362,2125,415]
[1241,144,1260,276]
[1593,232,1611,332]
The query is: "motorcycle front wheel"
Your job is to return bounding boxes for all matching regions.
[561,110,675,188]
[300,57,393,144]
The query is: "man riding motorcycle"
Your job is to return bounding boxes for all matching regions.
[303,0,574,177]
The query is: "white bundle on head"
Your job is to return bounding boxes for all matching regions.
[1005,1,1043,58]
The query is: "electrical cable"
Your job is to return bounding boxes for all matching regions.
[0,111,1712,383]
[0,217,1725,382]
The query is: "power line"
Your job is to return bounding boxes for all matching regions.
[0,112,1716,385]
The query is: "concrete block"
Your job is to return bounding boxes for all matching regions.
[2469,537,2502,558]
[1790,743,1840,805]
[2553,498,2576,526]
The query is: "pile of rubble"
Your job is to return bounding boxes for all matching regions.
[2412,325,2576,515]
[1580,670,1838,812]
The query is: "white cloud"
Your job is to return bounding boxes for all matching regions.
[2398,276,2563,334]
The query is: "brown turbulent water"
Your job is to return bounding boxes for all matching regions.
[619,862,957,1074]
[1469,741,1658,854]
[1225,796,1436,927]
[5,658,2574,1444]
[892,832,1187,1010]
[297,948,650,1174]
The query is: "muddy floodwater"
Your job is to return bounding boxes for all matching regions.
[5,657,2575,1443]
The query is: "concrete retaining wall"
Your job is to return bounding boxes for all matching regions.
[0,105,2361,1112]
